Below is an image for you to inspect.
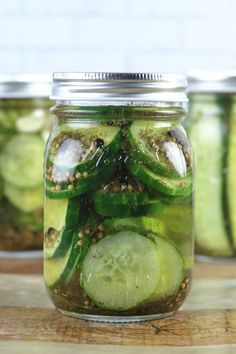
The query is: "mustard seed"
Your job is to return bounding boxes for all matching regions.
[75,172,82,179]
[78,231,85,238]
[97,224,104,232]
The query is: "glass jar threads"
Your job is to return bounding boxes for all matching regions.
[0,75,51,257]
[187,71,236,261]
[44,72,194,322]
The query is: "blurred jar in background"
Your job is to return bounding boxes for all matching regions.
[187,71,236,261]
[0,75,51,257]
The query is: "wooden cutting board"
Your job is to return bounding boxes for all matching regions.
[0,259,235,353]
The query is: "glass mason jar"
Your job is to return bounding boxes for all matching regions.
[187,71,236,261]
[0,75,51,257]
[44,72,194,322]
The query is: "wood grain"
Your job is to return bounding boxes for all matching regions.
[0,307,236,346]
[194,262,236,279]
[1,341,236,354]
[0,258,43,274]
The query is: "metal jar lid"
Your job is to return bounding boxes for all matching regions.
[51,72,188,105]
[0,74,52,99]
[187,70,236,94]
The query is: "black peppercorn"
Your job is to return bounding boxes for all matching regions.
[95,138,104,148]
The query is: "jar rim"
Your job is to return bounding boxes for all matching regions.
[51,72,188,105]
[188,70,236,94]
[0,74,51,99]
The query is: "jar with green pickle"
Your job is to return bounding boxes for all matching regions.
[44,72,194,322]
[187,71,236,261]
[0,75,51,256]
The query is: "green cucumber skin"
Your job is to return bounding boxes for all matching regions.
[45,209,101,287]
[128,129,169,176]
[46,164,115,199]
[94,201,135,217]
[127,161,192,197]
[58,232,91,286]
[46,225,96,288]
[59,214,104,285]
[135,199,164,215]
[92,189,164,218]
[128,122,191,178]
[103,216,165,236]
[148,235,184,301]
[189,110,233,256]
[92,190,149,205]
[48,197,82,260]
[49,127,122,172]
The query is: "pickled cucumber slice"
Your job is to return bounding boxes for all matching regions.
[0,109,18,132]
[128,121,191,177]
[91,179,149,217]
[44,197,82,259]
[157,203,193,270]
[45,217,98,287]
[149,235,184,300]
[227,107,236,249]
[48,125,121,172]
[92,189,148,205]
[44,246,73,287]
[81,231,161,311]
[93,193,164,217]
[16,109,46,133]
[189,111,232,256]
[4,183,43,212]
[103,217,165,236]
[102,216,185,294]
[46,162,115,199]
[128,161,192,197]
[9,207,43,232]
[0,134,45,188]
[92,169,181,218]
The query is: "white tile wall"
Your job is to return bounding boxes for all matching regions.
[155,0,232,16]
[0,0,235,75]
[0,17,74,48]
[78,18,180,49]
[185,19,236,50]
[0,1,21,12]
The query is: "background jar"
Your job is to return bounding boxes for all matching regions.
[0,75,51,257]
[187,71,236,261]
[44,72,194,322]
